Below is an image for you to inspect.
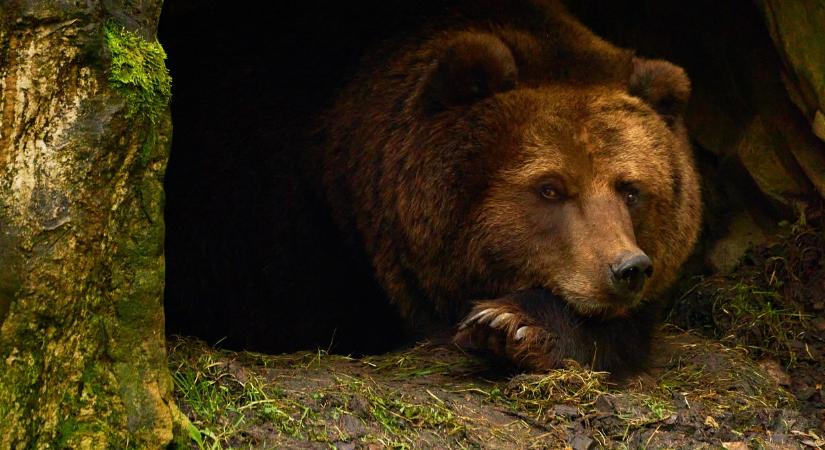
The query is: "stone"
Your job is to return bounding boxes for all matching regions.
[736,116,813,203]
[707,211,769,274]
[570,433,597,450]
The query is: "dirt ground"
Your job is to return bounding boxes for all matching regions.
[168,214,825,449]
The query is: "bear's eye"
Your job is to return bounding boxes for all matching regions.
[625,191,639,206]
[539,184,563,201]
[619,184,641,207]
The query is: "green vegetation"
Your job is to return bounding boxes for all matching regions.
[656,333,796,416]
[711,281,811,366]
[170,341,331,448]
[104,23,172,124]
[168,331,804,449]
[670,214,822,371]
[168,339,476,449]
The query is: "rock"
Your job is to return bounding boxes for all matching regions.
[736,117,812,204]
[347,396,370,416]
[755,0,825,197]
[775,111,825,199]
[707,211,769,274]
[756,1,825,122]
[759,358,792,386]
[814,110,825,142]
[794,384,817,401]
[770,409,798,433]
[594,395,615,414]
[339,415,366,438]
[769,433,789,444]
[553,404,580,419]
[570,433,596,450]
[673,392,690,410]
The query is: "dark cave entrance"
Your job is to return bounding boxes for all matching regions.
[158,0,802,355]
[158,2,415,354]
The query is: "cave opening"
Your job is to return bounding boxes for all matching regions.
[158,0,805,355]
[158,2,420,354]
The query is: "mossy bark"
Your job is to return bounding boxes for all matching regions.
[0,1,182,448]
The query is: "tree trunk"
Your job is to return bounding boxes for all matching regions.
[0,1,181,447]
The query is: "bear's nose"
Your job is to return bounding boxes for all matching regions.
[610,253,653,299]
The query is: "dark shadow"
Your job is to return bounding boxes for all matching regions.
[158,2,422,354]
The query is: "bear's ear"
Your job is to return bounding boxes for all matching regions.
[629,57,691,126]
[424,32,518,110]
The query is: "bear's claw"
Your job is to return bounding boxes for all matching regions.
[458,307,499,329]
[489,312,514,329]
[453,297,557,370]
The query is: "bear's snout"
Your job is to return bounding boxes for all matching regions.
[609,252,653,302]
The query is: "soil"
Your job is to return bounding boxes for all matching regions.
[169,212,825,449]
[668,207,825,447]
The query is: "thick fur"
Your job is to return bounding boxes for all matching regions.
[315,0,701,376]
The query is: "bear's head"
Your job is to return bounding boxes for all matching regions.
[420,32,700,317]
[319,27,701,324]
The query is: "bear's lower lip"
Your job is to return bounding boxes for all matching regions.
[534,286,641,317]
[607,289,645,307]
[606,306,630,318]
[562,295,640,318]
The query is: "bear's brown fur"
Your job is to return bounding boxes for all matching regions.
[315,0,701,376]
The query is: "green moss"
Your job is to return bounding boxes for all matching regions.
[55,417,79,449]
[0,346,43,443]
[104,23,172,124]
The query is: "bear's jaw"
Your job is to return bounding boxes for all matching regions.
[551,288,645,319]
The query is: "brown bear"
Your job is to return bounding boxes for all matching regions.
[314,0,701,377]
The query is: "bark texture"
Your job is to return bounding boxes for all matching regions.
[0,1,180,448]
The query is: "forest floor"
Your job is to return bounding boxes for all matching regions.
[168,215,825,449]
